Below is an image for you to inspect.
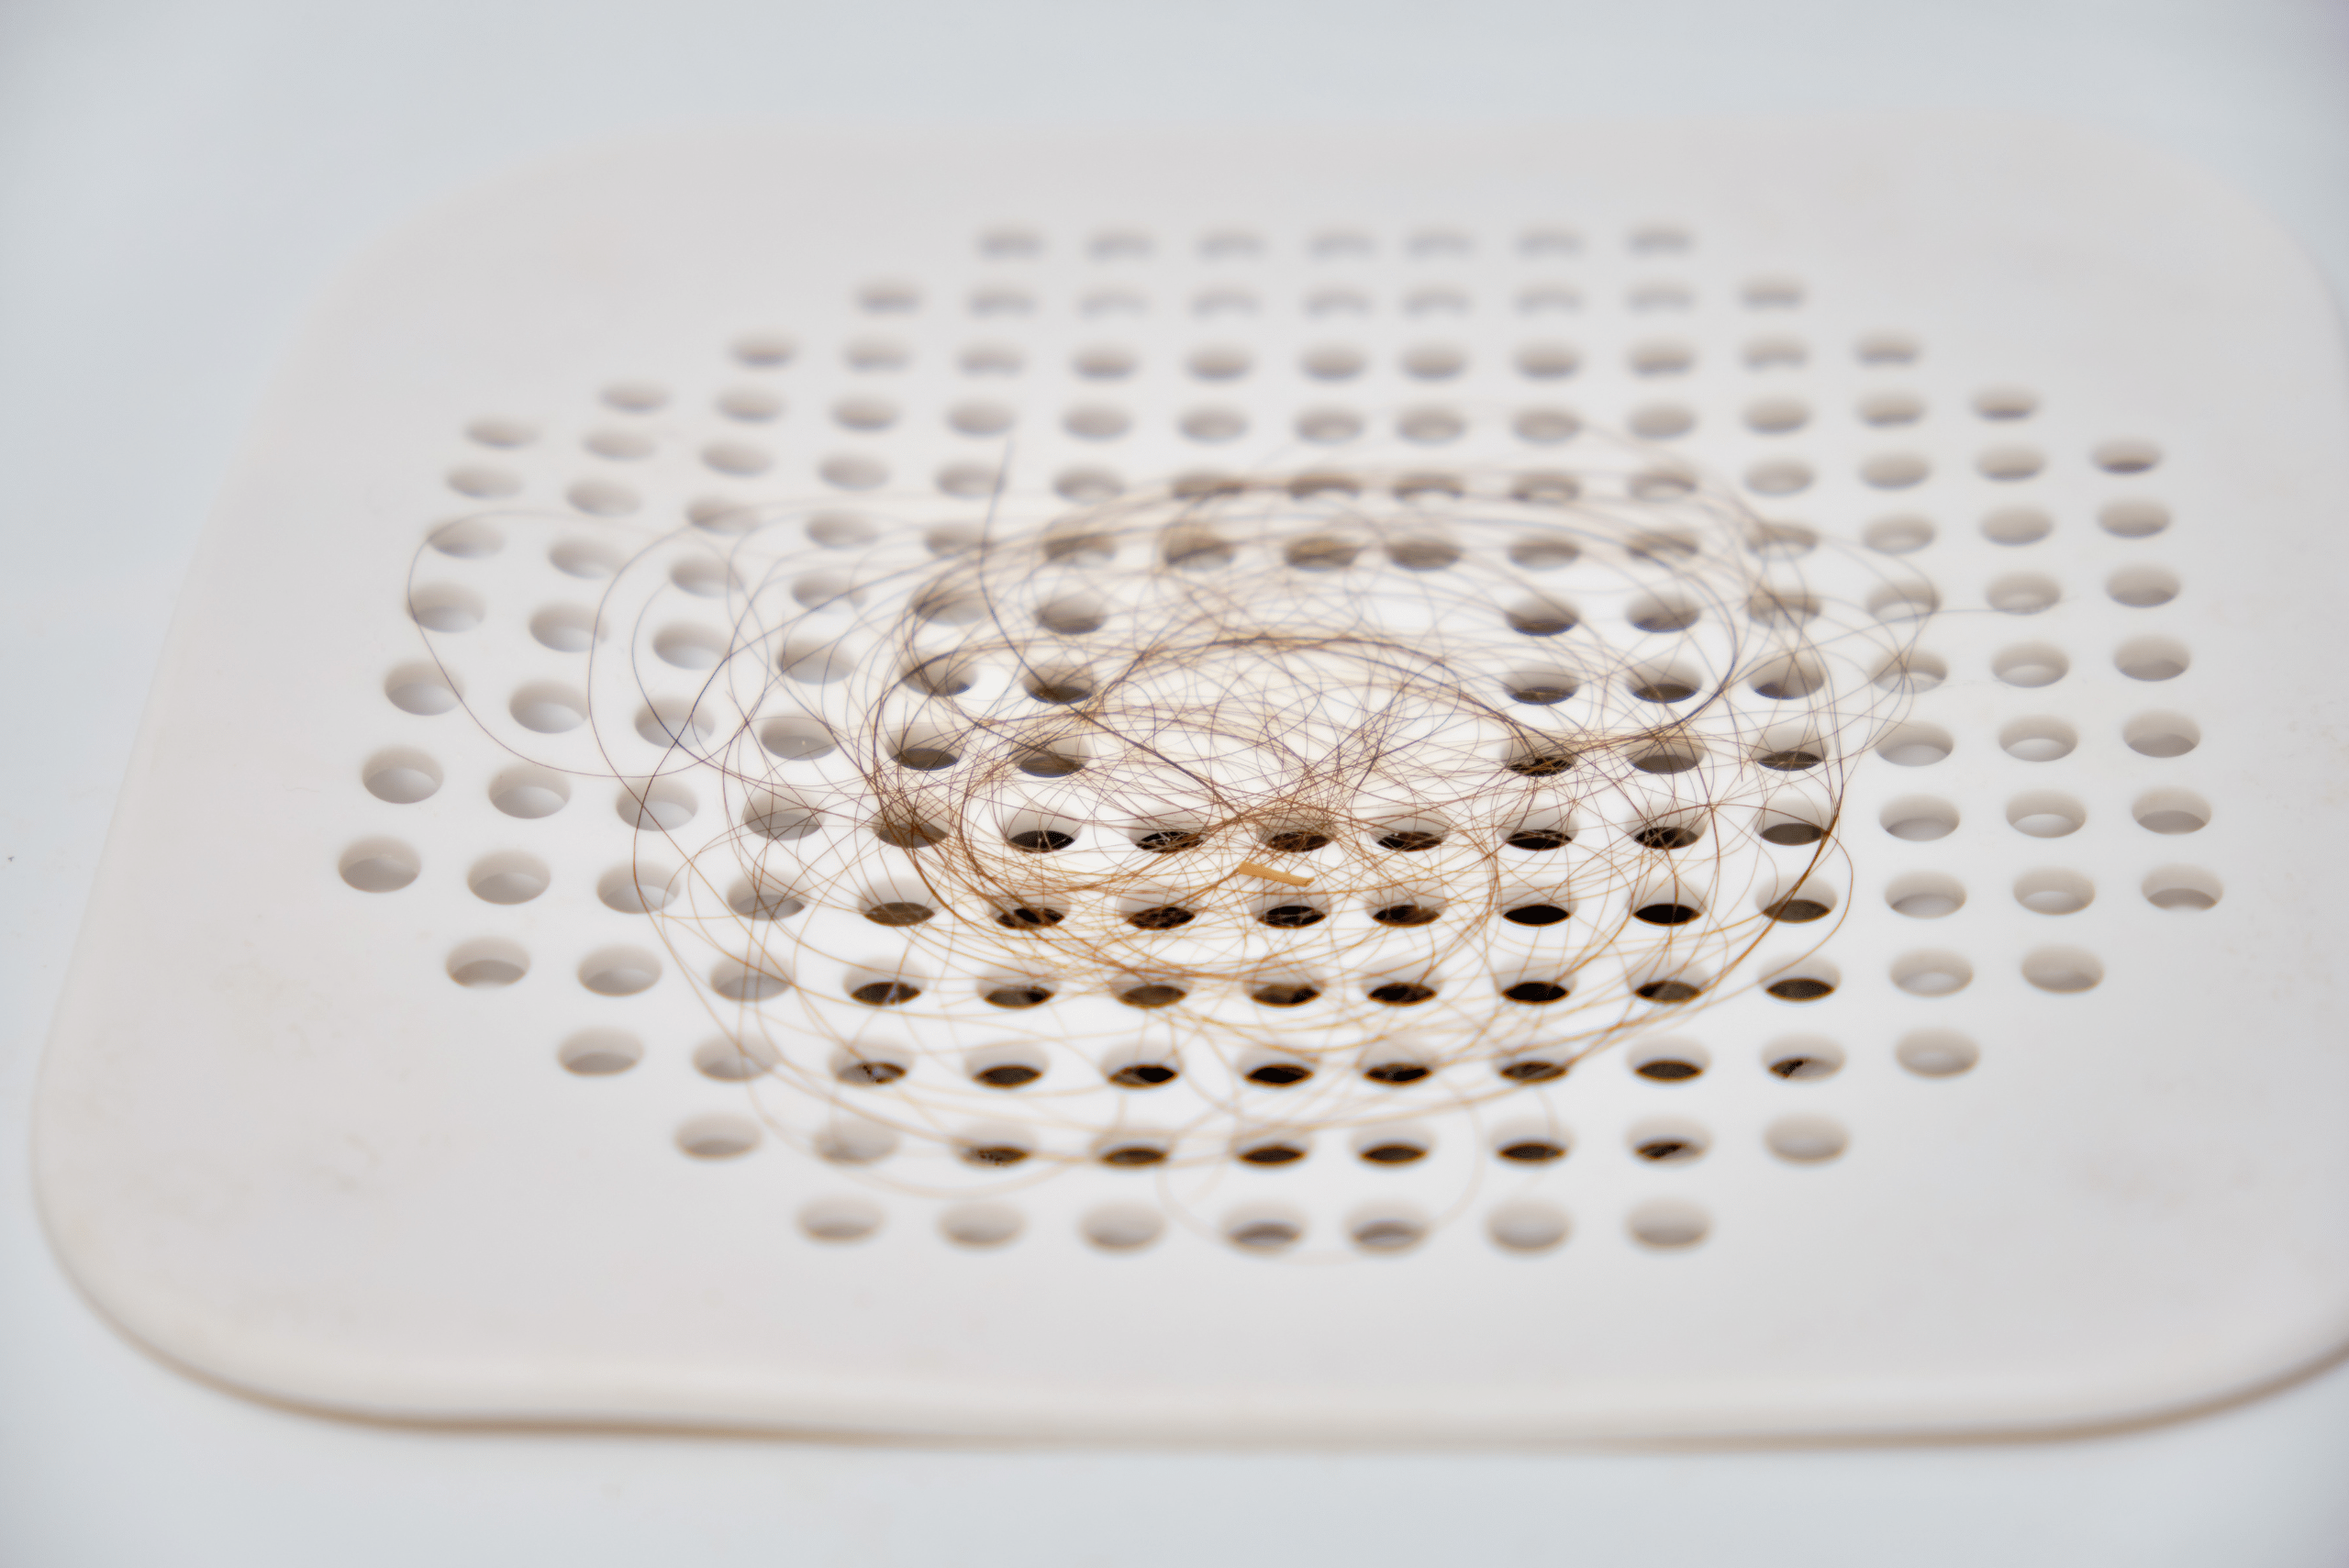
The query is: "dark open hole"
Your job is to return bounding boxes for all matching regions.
[1017,751,1085,778]
[1768,977,1835,1000]
[1360,1142,1427,1164]
[1631,747,1701,774]
[1503,904,1568,927]
[1118,984,1187,1008]
[1025,674,1095,705]
[1264,828,1331,852]
[1008,828,1076,852]
[1377,829,1445,851]
[1506,828,1571,851]
[1631,678,1697,702]
[1100,1144,1166,1166]
[863,901,934,927]
[836,1060,906,1085]
[1506,751,1576,775]
[984,984,1052,1008]
[893,745,959,771]
[1364,1062,1429,1084]
[1259,904,1324,928]
[1506,679,1576,705]
[1239,1143,1306,1165]
[851,981,921,1006]
[1632,824,1702,850]
[995,906,1064,929]
[1371,904,1440,927]
[1636,1059,1702,1081]
[961,1144,1030,1167]
[873,817,947,849]
[1765,897,1831,923]
[1756,748,1823,772]
[1498,1060,1567,1083]
[1109,1062,1177,1087]
[974,1063,1040,1088]
[1251,983,1321,1006]
[1498,1139,1565,1162]
[1633,901,1699,925]
[1368,982,1436,1006]
[1761,821,1825,846]
[1635,1138,1692,1162]
[1246,1062,1313,1086]
[1503,980,1569,1004]
[1637,980,1703,1002]
[1768,1055,1822,1079]
[1127,905,1196,930]
[1135,828,1202,852]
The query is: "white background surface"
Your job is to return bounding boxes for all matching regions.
[5,2,2348,1562]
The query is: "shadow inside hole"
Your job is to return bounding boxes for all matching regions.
[1766,976,1835,1000]
[1764,895,1831,923]
[873,817,948,850]
[1635,1056,1704,1081]
[1016,750,1086,778]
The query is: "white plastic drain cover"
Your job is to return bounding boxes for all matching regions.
[35,120,2349,1440]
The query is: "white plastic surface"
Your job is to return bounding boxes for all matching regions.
[31,119,2349,1441]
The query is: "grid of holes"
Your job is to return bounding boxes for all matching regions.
[1864,433,2211,1012]
[362,218,2210,1259]
[440,223,2127,513]
[377,507,1868,1260]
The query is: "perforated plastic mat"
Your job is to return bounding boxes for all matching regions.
[32,120,2349,1440]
